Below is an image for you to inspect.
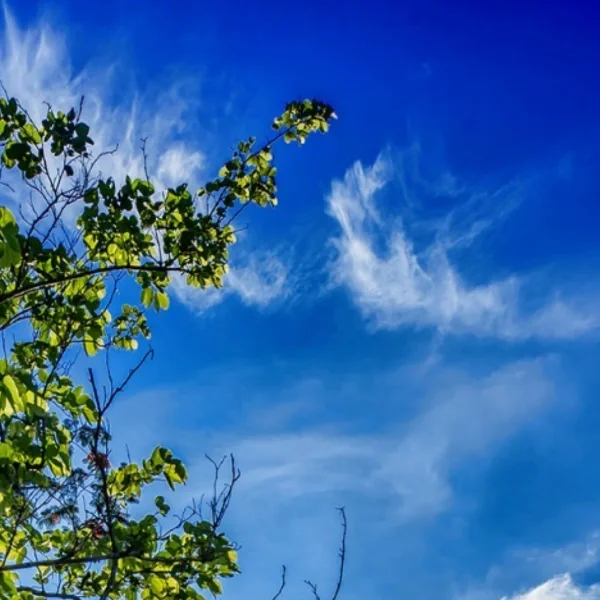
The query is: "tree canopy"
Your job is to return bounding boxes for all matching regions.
[0,92,337,599]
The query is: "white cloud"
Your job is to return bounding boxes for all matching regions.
[456,531,600,600]
[157,144,206,188]
[114,356,558,599]
[516,533,600,577]
[108,354,561,521]
[327,153,600,340]
[226,253,289,306]
[503,575,600,600]
[0,8,288,312]
[0,8,205,194]
[170,250,290,312]
[106,351,565,599]
[205,357,558,521]
[110,357,557,525]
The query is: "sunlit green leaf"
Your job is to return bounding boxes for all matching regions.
[83,336,98,356]
[2,374,20,408]
[22,123,42,144]
[141,287,153,308]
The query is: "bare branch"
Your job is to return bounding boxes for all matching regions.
[272,565,287,600]
[331,507,347,600]
[104,347,154,412]
[304,508,347,600]
[304,580,322,600]
[205,453,241,531]
[140,137,151,182]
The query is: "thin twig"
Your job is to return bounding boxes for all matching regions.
[304,580,321,600]
[304,507,347,600]
[331,507,347,600]
[272,565,287,600]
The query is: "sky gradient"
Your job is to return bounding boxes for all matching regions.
[2,1,600,599]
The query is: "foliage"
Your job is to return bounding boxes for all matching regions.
[0,92,336,599]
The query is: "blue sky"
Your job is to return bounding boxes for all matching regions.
[3,1,600,598]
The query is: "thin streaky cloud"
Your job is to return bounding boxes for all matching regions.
[326,152,600,340]
[125,356,559,522]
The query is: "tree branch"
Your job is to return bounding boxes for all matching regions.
[17,586,82,600]
[0,552,223,573]
[0,263,177,306]
[331,507,347,600]
[271,565,287,600]
[304,507,347,600]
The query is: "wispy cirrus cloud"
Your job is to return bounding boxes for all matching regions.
[326,151,599,340]
[107,355,563,599]
[111,355,561,521]
[216,356,558,521]
[0,7,205,193]
[0,7,289,312]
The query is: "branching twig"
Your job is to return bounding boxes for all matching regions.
[304,508,347,600]
[205,454,241,531]
[304,580,322,600]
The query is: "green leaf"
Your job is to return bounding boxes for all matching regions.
[0,442,14,461]
[22,123,41,144]
[82,403,97,424]
[0,207,16,227]
[164,470,175,491]
[2,374,20,408]
[165,577,180,594]
[207,579,223,595]
[150,447,171,470]
[75,122,90,137]
[138,180,155,195]
[0,572,16,596]
[0,226,21,267]
[164,459,187,488]
[155,291,169,311]
[155,495,170,516]
[83,336,98,357]
[149,575,164,596]
[1,153,15,169]
[141,287,153,308]
[5,141,29,160]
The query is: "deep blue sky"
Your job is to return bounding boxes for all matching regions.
[4,1,600,599]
